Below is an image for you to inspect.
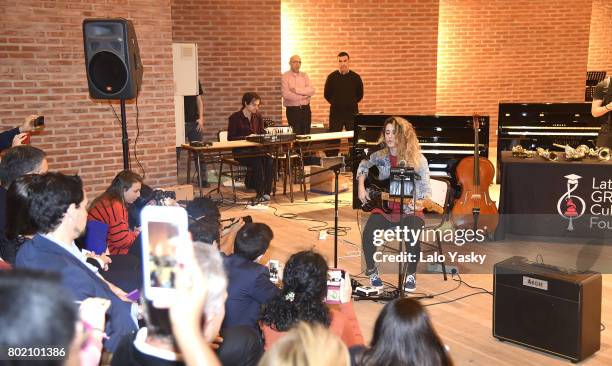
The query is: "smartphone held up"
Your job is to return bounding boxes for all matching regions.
[140,205,191,307]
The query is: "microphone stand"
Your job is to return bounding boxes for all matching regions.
[390,165,418,298]
[303,153,365,268]
[120,99,130,170]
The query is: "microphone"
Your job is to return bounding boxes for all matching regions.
[398,159,406,167]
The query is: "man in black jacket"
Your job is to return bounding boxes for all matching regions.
[324,52,363,156]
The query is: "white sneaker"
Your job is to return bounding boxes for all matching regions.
[404,274,416,292]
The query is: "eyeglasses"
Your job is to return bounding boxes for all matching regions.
[290,61,301,64]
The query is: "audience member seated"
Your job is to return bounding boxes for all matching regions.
[0,176,40,268]
[259,322,349,366]
[353,298,453,366]
[0,270,110,366]
[189,219,221,246]
[15,173,138,352]
[186,197,221,224]
[186,197,244,253]
[0,145,47,244]
[222,223,279,331]
[0,114,39,151]
[260,250,364,350]
[88,170,143,255]
[113,243,262,366]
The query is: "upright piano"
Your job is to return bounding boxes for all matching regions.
[352,113,490,209]
[496,103,602,181]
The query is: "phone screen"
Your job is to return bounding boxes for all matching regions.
[147,221,180,289]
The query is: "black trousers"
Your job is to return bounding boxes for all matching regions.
[179,120,208,183]
[326,114,354,157]
[362,213,423,275]
[597,122,611,148]
[217,326,264,366]
[236,155,273,197]
[286,105,311,135]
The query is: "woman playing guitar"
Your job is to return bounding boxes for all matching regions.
[356,117,432,292]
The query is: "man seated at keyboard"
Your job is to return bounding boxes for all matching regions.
[228,92,274,204]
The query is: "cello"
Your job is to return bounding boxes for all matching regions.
[451,113,498,236]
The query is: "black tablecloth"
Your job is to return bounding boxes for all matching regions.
[496,151,612,239]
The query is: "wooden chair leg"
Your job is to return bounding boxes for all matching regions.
[283,158,288,195]
[186,150,192,185]
[229,164,237,203]
[272,152,278,196]
[217,161,224,192]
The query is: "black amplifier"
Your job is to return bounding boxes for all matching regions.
[493,256,601,362]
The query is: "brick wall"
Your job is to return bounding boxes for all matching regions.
[437,0,593,160]
[588,0,612,74]
[281,0,439,124]
[171,0,281,140]
[0,0,177,195]
[2,0,604,196]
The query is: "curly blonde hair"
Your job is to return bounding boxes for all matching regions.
[378,116,421,169]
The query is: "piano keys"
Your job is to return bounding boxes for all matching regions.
[352,113,490,208]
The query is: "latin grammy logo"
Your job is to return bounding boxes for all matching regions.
[557,174,586,231]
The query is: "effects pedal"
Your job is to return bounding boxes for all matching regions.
[355,286,382,297]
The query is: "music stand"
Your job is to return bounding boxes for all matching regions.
[389,166,419,298]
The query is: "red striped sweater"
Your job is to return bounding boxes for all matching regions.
[87,197,138,255]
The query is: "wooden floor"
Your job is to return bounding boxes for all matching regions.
[198,178,611,365]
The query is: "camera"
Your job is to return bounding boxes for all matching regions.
[33,115,44,129]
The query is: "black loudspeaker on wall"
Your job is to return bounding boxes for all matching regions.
[493,256,601,362]
[83,18,143,99]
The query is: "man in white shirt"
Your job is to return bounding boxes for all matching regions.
[282,55,316,135]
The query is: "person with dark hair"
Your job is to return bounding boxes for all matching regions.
[0,271,111,366]
[15,172,138,352]
[88,170,143,255]
[260,250,363,350]
[0,175,38,265]
[187,197,222,246]
[592,76,612,147]
[324,51,363,156]
[227,92,274,203]
[222,223,278,331]
[0,145,47,243]
[355,298,452,366]
[0,145,47,188]
[186,196,221,223]
[0,270,77,366]
[0,114,40,151]
[189,219,221,246]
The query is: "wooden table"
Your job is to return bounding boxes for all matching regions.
[180,131,354,201]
